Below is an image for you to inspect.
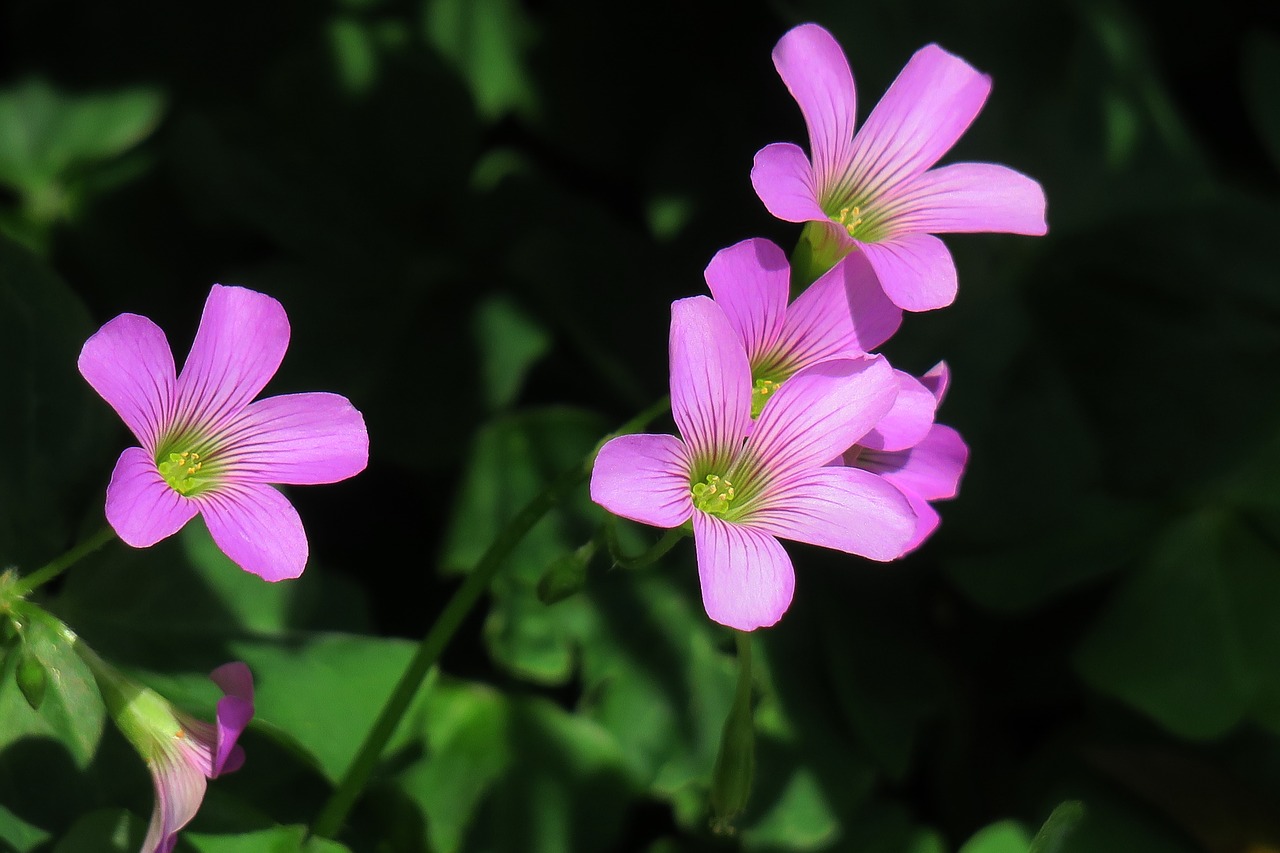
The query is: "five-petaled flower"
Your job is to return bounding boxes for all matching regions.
[590,296,916,631]
[79,284,369,581]
[751,23,1047,312]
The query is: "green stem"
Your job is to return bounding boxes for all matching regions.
[9,525,115,598]
[606,521,687,570]
[310,396,670,840]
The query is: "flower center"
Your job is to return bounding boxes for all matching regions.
[691,474,736,516]
[156,450,209,496]
[751,378,782,419]
[833,205,864,237]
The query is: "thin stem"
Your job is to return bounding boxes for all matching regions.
[606,521,687,570]
[310,396,671,840]
[10,525,115,597]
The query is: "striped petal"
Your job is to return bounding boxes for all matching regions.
[78,313,176,451]
[693,512,794,631]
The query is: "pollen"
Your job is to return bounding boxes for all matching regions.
[157,449,212,495]
[692,474,736,516]
[751,378,782,419]
[834,205,863,237]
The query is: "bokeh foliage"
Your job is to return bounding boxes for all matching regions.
[1,0,1278,850]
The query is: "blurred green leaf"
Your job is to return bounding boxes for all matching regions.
[423,0,539,120]
[14,646,47,711]
[1029,801,1085,853]
[0,804,49,853]
[1243,31,1280,175]
[186,825,353,852]
[959,820,1032,853]
[50,809,143,853]
[473,295,551,411]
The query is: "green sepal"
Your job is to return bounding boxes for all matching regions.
[536,540,596,605]
[788,221,849,295]
[15,645,48,710]
[710,631,755,833]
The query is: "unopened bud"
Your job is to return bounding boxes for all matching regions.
[15,647,48,711]
[710,632,755,834]
[537,541,596,605]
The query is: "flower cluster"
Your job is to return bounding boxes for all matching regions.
[591,23,1045,630]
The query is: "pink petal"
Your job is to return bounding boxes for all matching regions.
[850,43,992,200]
[886,162,1048,235]
[748,356,897,477]
[174,285,290,431]
[197,483,308,581]
[692,512,794,631]
[860,423,969,501]
[704,238,790,365]
[142,751,208,853]
[215,393,369,485]
[590,434,693,528]
[776,251,901,370]
[858,232,958,312]
[105,447,199,547]
[859,370,936,452]
[209,662,254,776]
[771,23,857,188]
[77,313,176,451]
[898,487,942,554]
[750,142,827,223]
[669,297,752,467]
[748,467,916,561]
[920,361,950,403]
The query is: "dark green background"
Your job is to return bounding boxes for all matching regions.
[1,0,1279,850]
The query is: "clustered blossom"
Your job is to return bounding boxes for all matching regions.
[591,23,1045,629]
[79,284,369,581]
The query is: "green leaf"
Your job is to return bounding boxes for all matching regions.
[1029,802,1086,853]
[473,295,551,411]
[13,647,47,711]
[959,820,1032,853]
[186,825,353,852]
[423,0,539,120]
[50,809,144,853]
[1243,31,1280,174]
[0,606,103,769]
[0,804,49,853]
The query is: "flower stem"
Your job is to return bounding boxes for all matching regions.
[309,396,670,841]
[605,520,687,570]
[9,525,115,598]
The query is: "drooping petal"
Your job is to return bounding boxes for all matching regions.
[771,23,857,188]
[105,447,198,547]
[747,466,916,561]
[920,360,950,403]
[214,393,369,485]
[747,356,897,478]
[750,142,827,222]
[884,162,1048,235]
[704,239,790,365]
[773,251,901,371]
[859,423,968,501]
[142,749,208,853]
[669,297,752,468]
[899,488,942,554]
[174,285,290,431]
[77,313,176,451]
[858,232,958,312]
[849,43,992,200]
[692,512,794,631]
[198,483,308,581]
[859,370,936,452]
[208,662,254,776]
[591,433,693,528]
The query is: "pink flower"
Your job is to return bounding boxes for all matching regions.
[78,285,369,581]
[751,23,1047,312]
[590,296,916,631]
[844,363,968,552]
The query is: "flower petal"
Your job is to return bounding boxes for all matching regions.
[174,285,290,430]
[669,297,752,468]
[748,356,897,477]
[692,512,794,631]
[899,488,942,554]
[858,232,958,311]
[920,360,950,403]
[772,23,857,188]
[105,447,198,547]
[198,483,307,581]
[775,251,901,370]
[142,749,208,853]
[858,423,968,501]
[216,393,369,485]
[209,662,254,776]
[750,142,827,223]
[859,370,936,452]
[748,466,916,561]
[704,238,790,365]
[886,162,1048,235]
[591,433,693,528]
[850,43,992,199]
[78,313,176,451]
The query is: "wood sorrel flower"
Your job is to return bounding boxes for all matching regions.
[79,650,254,853]
[78,285,369,580]
[590,297,916,631]
[844,362,968,552]
[751,23,1048,312]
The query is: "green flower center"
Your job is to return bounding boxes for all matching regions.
[157,450,210,496]
[751,378,782,419]
[833,205,864,237]
[691,474,736,516]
